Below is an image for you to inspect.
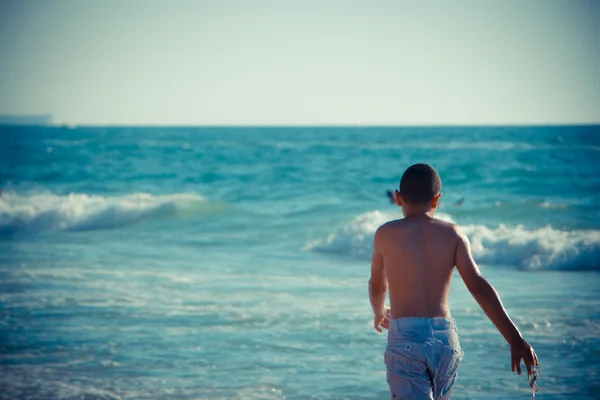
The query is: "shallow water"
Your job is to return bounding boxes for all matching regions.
[1,126,599,399]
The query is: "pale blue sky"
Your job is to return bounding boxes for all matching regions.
[0,0,598,125]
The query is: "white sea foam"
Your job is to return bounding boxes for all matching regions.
[306,210,600,270]
[0,191,208,233]
[463,224,600,270]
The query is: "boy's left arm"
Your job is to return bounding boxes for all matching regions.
[369,227,389,333]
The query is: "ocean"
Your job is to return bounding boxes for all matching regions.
[1,125,599,400]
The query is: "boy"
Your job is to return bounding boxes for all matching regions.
[369,163,538,399]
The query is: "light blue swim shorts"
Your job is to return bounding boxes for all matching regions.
[385,317,464,400]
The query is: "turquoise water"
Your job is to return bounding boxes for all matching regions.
[1,126,599,399]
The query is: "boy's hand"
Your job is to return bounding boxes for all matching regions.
[374,306,392,333]
[510,337,539,376]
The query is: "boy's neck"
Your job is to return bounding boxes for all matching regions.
[402,206,435,219]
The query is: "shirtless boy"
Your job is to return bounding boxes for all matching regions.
[369,163,538,399]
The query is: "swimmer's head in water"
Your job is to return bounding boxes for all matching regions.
[398,163,442,205]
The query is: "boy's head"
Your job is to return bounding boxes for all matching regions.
[397,163,442,206]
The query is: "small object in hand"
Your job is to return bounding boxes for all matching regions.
[529,366,539,399]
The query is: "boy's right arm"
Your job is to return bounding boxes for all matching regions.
[454,227,539,375]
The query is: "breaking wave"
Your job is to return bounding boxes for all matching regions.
[305,210,600,271]
[0,191,218,234]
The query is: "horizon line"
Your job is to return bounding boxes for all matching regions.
[1,122,600,129]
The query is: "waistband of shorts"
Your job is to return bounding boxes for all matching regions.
[391,317,457,331]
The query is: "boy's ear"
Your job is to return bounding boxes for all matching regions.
[394,190,403,207]
[432,192,443,208]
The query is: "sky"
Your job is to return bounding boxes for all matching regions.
[0,0,599,126]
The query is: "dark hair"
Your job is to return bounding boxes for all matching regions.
[399,163,442,205]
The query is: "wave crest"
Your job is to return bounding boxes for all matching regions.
[0,191,209,234]
[464,224,600,270]
[305,210,600,271]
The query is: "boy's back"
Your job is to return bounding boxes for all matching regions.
[377,216,458,319]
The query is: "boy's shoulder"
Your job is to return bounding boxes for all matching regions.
[379,217,460,231]
[376,217,462,243]
[431,217,461,230]
[376,218,405,234]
